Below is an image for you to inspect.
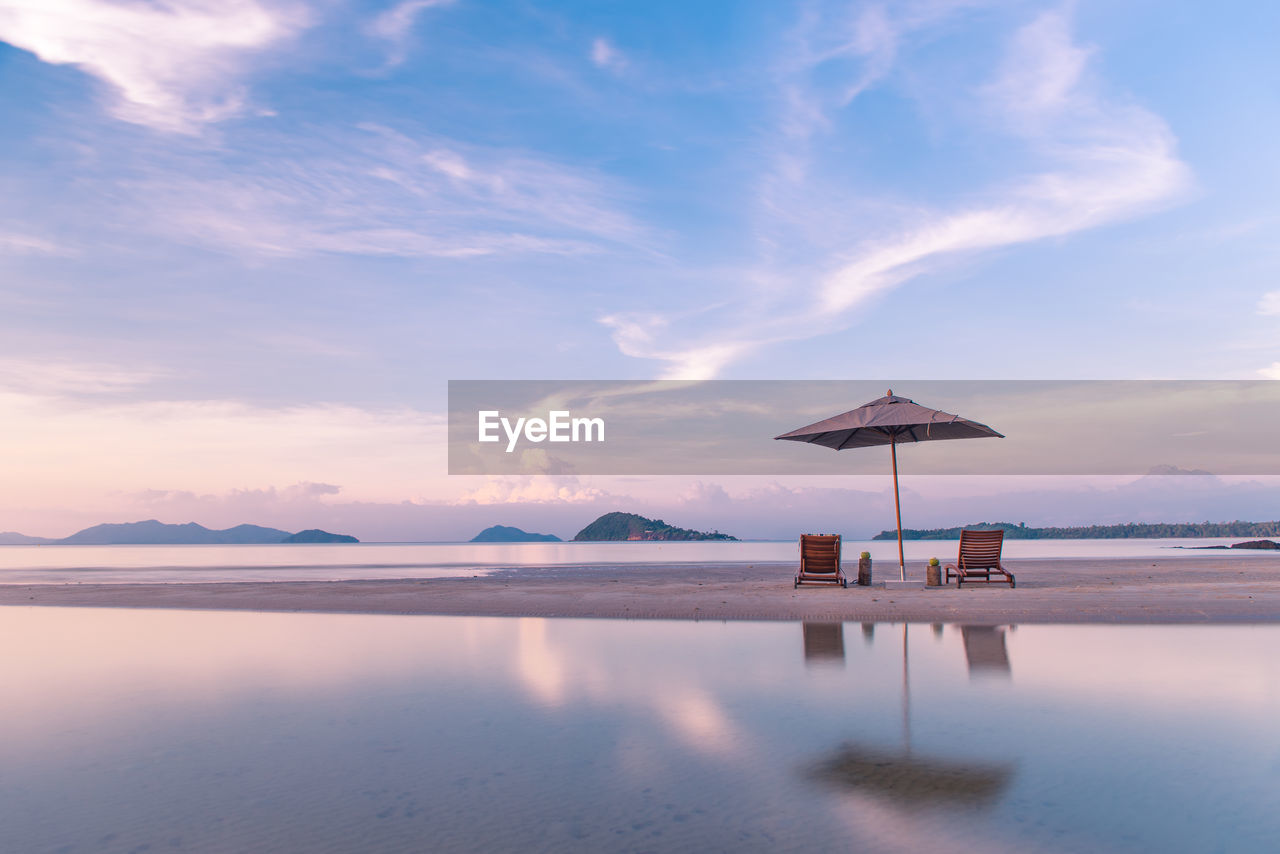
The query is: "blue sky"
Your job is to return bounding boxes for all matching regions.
[1,0,1278,538]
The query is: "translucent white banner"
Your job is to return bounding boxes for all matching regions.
[447,380,1280,475]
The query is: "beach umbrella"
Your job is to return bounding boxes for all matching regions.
[775,390,1003,581]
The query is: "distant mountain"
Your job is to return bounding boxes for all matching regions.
[0,531,56,545]
[3,520,361,545]
[470,525,562,543]
[573,512,736,542]
[873,520,1280,540]
[283,529,360,543]
[57,520,292,545]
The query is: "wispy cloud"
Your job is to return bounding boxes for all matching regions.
[0,357,164,395]
[603,7,1191,378]
[0,0,307,133]
[367,0,453,67]
[0,231,65,256]
[1256,289,1280,379]
[598,314,752,381]
[773,2,898,152]
[589,37,626,73]
[104,123,647,259]
[1258,290,1280,316]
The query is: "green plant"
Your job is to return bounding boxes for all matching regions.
[928,557,940,566]
[860,551,871,559]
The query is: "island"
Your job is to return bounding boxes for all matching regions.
[470,525,562,543]
[282,529,360,543]
[873,521,1280,540]
[0,520,359,545]
[1185,539,1280,550]
[573,512,737,542]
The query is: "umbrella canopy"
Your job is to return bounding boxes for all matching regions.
[775,390,1003,580]
[774,391,1002,449]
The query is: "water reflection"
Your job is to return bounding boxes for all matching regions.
[802,622,846,666]
[808,624,1016,810]
[809,744,1014,806]
[1,609,1277,853]
[960,626,1013,679]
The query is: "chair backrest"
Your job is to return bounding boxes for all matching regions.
[958,529,1004,569]
[800,534,841,574]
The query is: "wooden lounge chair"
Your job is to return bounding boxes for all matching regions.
[795,534,847,588]
[945,530,1015,588]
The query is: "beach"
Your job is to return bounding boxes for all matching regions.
[4,555,1278,623]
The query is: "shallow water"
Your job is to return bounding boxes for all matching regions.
[2,608,1276,853]
[0,537,1270,584]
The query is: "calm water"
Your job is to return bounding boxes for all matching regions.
[2,608,1276,853]
[0,538,1269,583]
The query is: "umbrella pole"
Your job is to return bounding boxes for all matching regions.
[891,434,905,581]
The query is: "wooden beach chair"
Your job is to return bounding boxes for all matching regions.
[795,534,847,588]
[945,530,1015,588]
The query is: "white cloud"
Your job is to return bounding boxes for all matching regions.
[1259,362,1280,380]
[603,8,1191,378]
[600,313,751,380]
[0,0,307,133]
[117,123,646,259]
[676,481,731,505]
[983,8,1093,120]
[451,476,608,506]
[0,388,446,507]
[0,357,164,394]
[367,0,452,66]
[590,37,626,73]
[777,2,899,143]
[422,148,474,181]
[1258,291,1280,316]
[0,231,65,255]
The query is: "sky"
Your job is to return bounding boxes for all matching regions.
[1,0,1278,540]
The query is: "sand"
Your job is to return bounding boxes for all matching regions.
[2,556,1279,623]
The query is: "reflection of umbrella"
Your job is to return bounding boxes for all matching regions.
[776,390,1003,580]
[809,743,1014,805]
[806,625,1015,806]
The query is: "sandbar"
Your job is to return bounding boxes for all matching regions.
[2,556,1279,623]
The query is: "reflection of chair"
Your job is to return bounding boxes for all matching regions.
[795,534,847,588]
[960,626,1011,678]
[945,530,1015,588]
[803,622,846,665]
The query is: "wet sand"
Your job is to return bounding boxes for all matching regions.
[2,556,1279,623]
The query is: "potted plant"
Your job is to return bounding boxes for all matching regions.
[926,556,942,587]
[857,551,872,586]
